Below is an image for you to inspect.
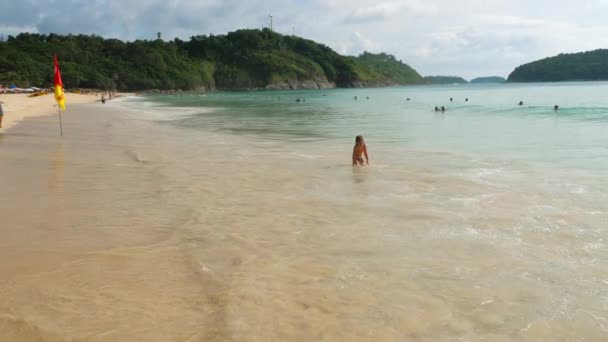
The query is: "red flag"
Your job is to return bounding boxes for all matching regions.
[54,55,66,110]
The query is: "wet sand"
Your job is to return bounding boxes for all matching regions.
[0,106,293,341]
[0,93,99,132]
[0,102,606,341]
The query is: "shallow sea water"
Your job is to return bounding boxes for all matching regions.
[1,83,607,341]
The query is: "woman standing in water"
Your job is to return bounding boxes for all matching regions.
[352,135,369,166]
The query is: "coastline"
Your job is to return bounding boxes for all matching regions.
[0,103,209,340]
[0,93,100,132]
[1,90,607,341]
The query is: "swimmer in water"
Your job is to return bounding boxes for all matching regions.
[352,135,369,166]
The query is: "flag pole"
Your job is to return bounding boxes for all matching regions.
[58,106,63,136]
[53,54,66,136]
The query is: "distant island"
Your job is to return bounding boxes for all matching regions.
[508,49,608,82]
[0,29,423,91]
[422,76,468,85]
[470,76,505,84]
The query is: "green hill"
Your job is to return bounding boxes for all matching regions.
[508,49,608,82]
[0,29,423,91]
[353,52,423,85]
[470,76,505,83]
[422,76,468,84]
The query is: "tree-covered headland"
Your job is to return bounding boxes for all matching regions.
[422,76,468,85]
[470,76,505,83]
[0,29,422,91]
[353,52,422,84]
[508,49,608,82]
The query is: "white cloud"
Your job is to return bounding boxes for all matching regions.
[474,15,546,28]
[0,25,38,37]
[345,3,402,23]
[1,0,608,78]
[332,32,375,55]
[343,1,436,23]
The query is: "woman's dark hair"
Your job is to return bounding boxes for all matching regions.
[355,135,363,144]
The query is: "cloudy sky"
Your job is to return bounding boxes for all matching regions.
[2,0,608,79]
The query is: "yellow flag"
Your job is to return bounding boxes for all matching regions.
[54,55,66,110]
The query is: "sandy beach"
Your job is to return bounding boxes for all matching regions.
[1,89,607,341]
[0,103,196,341]
[0,93,100,131]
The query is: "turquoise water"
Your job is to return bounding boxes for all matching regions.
[2,83,607,340]
[116,83,608,339]
[140,82,608,172]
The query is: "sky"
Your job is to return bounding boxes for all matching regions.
[2,0,608,79]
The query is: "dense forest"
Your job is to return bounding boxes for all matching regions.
[422,76,468,84]
[508,49,608,82]
[470,76,505,83]
[353,52,422,84]
[0,29,422,91]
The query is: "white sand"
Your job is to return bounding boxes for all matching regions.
[0,93,100,131]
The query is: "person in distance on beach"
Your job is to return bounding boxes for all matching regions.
[352,135,369,166]
[0,100,4,128]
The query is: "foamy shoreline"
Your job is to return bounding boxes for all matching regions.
[0,93,102,131]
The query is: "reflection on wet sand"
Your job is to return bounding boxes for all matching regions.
[351,165,368,184]
[50,143,65,193]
